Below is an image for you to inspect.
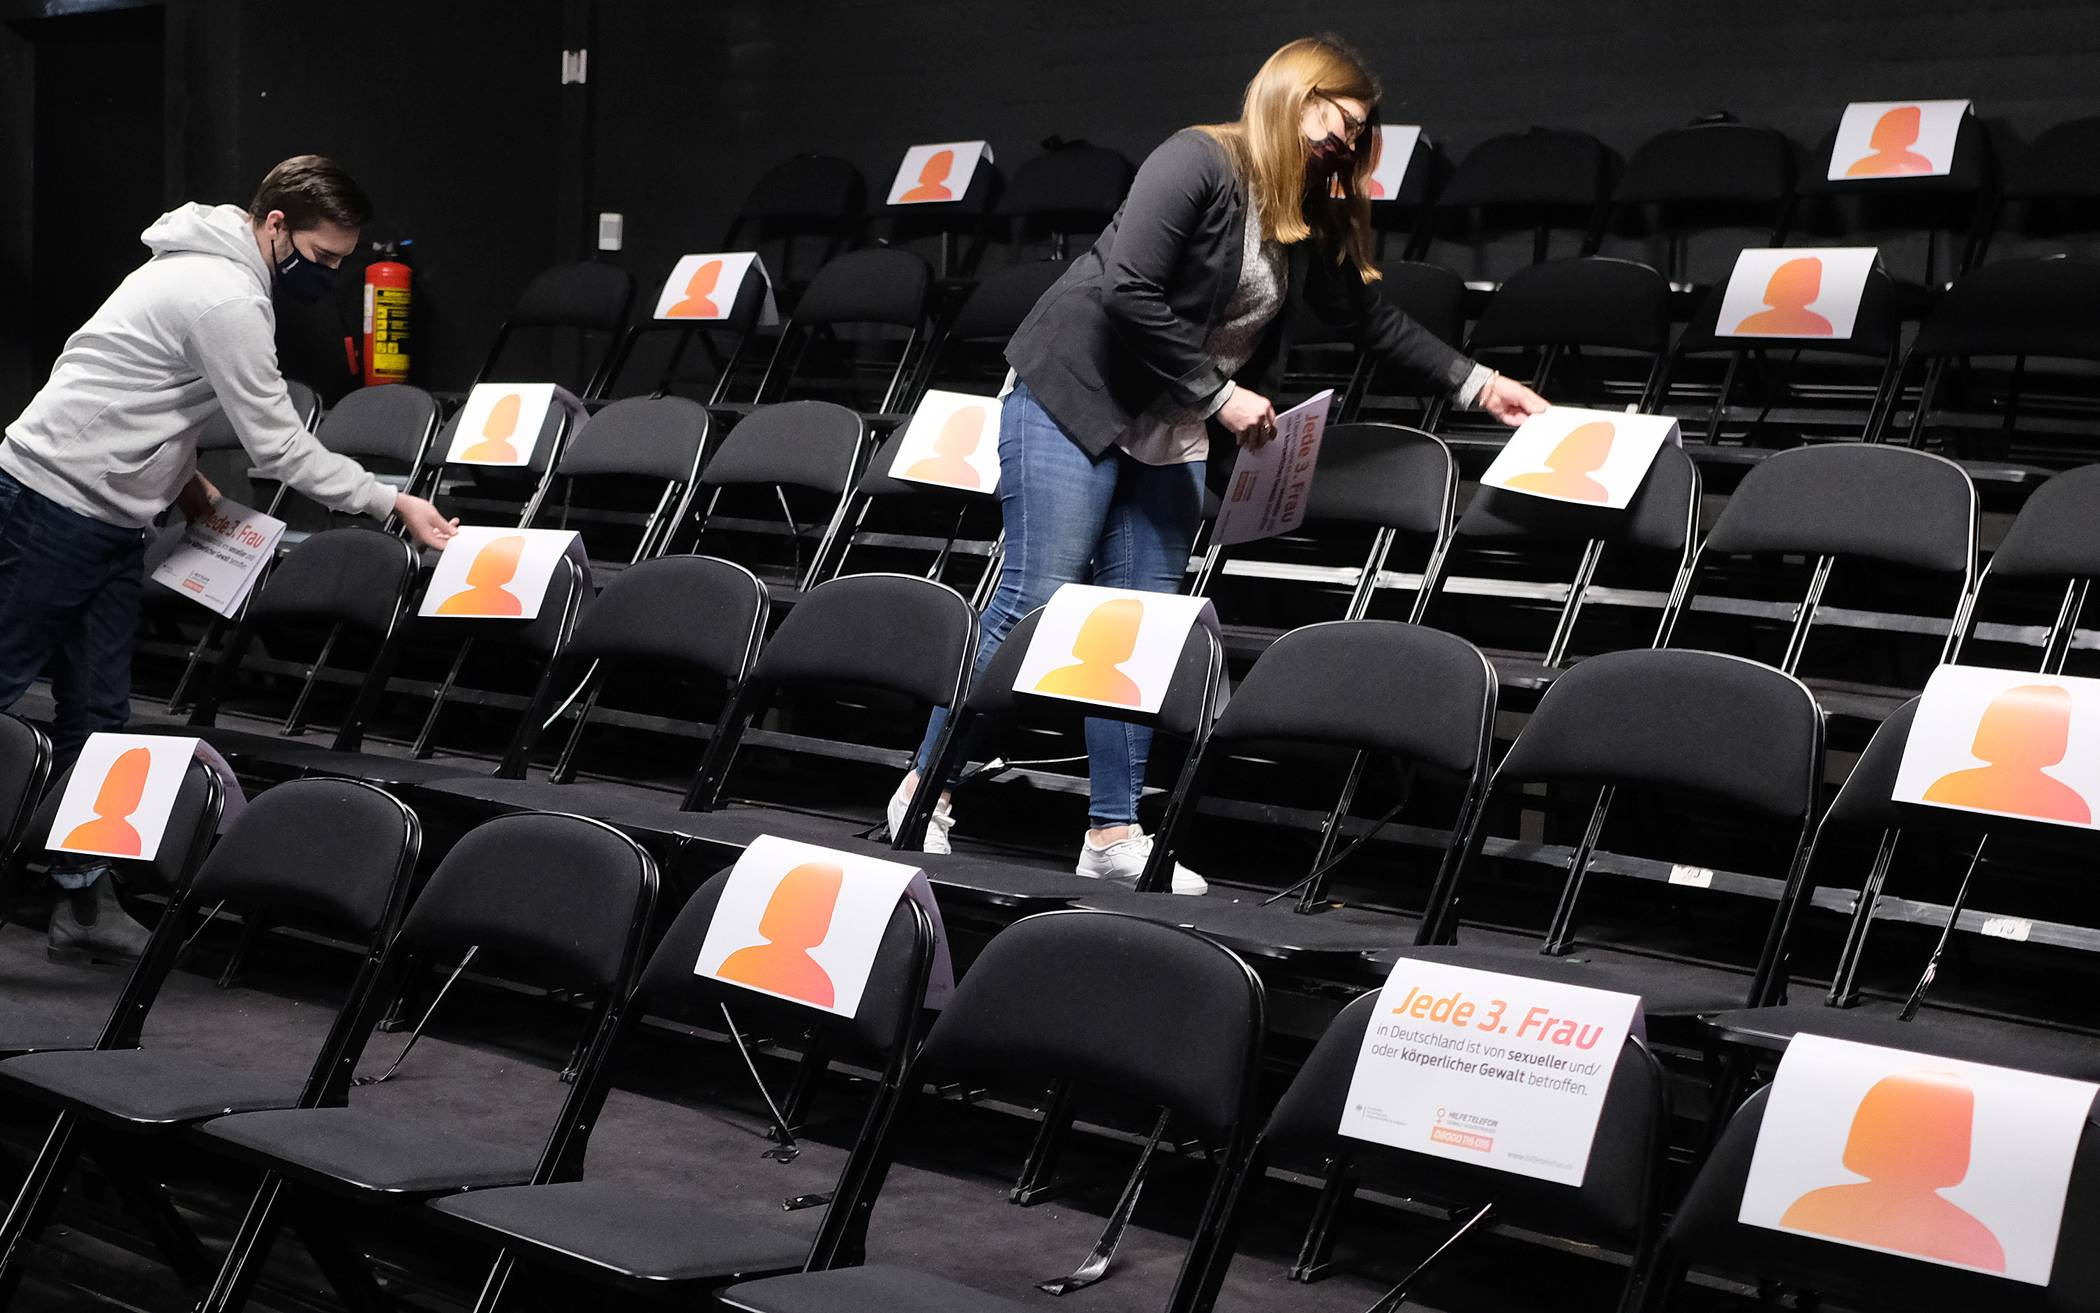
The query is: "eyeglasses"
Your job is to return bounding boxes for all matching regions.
[1314,92,1369,143]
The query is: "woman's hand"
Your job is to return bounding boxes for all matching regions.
[1218,385,1279,449]
[1478,374,1550,427]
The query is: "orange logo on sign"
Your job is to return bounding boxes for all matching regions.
[63,747,152,856]
[436,535,528,617]
[463,393,523,463]
[1924,683,2092,823]
[667,259,724,319]
[1505,421,1615,503]
[1035,597,1146,706]
[904,406,988,490]
[1846,105,1935,178]
[900,148,956,202]
[1780,1070,2006,1270]
[718,861,843,1007]
[1734,257,1835,337]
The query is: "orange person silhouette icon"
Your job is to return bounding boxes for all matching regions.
[903,406,988,489]
[900,148,956,203]
[1735,257,1835,336]
[462,393,523,463]
[717,861,843,1006]
[1035,597,1146,706]
[1923,683,2092,823]
[436,535,529,617]
[63,747,152,856]
[1846,105,1935,178]
[1780,1070,2006,1271]
[1504,421,1616,503]
[666,259,724,318]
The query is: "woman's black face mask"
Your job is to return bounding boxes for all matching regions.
[1307,133,1353,178]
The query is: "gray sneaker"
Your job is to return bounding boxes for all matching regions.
[47,871,152,964]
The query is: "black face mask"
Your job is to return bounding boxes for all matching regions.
[1307,133,1354,178]
[272,232,338,303]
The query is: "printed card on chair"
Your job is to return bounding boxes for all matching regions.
[651,252,780,328]
[889,390,1003,494]
[444,383,558,468]
[46,733,204,862]
[1892,665,2100,830]
[1365,125,1422,200]
[1716,247,1880,341]
[418,526,582,621]
[1011,584,1219,716]
[886,141,994,206]
[1479,406,1682,510]
[1827,100,1971,181]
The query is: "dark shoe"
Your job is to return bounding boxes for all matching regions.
[47,872,151,964]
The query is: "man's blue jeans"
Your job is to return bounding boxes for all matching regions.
[913,382,1204,827]
[0,471,147,888]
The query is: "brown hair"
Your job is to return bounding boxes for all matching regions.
[1194,35,1384,282]
[247,155,373,232]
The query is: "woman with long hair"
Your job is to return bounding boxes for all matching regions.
[889,35,1548,892]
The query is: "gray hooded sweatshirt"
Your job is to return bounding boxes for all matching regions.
[0,202,396,529]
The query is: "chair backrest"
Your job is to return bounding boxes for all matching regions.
[433,550,589,661]
[188,778,417,941]
[947,260,1067,343]
[732,154,866,229]
[749,572,975,710]
[246,528,419,638]
[1674,262,1902,361]
[1700,444,1976,578]
[1300,423,1454,535]
[555,395,709,484]
[0,716,51,859]
[1441,127,1620,211]
[430,401,570,480]
[565,554,766,683]
[1468,256,1672,354]
[996,144,1134,229]
[23,757,224,894]
[1983,464,2100,584]
[1909,255,2100,362]
[1613,121,1796,210]
[789,248,932,330]
[311,384,440,470]
[2003,116,2100,203]
[507,261,636,334]
[701,400,866,496]
[1453,442,1698,555]
[1375,261,1467,353]
[966,607,1222,741]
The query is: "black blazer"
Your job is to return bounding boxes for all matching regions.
[1007,128,1474,458]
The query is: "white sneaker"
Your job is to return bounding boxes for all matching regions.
[887,778,953,856]
[1076,825,1208,895]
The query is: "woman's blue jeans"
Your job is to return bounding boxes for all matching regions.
[912,382,1203,827]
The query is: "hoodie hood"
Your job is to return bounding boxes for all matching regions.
[139,202,271,297]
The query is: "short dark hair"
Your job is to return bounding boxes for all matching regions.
[248,155,372,231]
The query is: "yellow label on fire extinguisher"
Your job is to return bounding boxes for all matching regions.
[369,285,411,381]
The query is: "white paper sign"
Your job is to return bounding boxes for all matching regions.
[1338,960,1642,1187]
[693,834,955,1017]
[1739,1034,2096,1284]
[150,498,287,618]
[1011,584,1219,715]
[46,733,203,861]
[446,383,558,468]
[651,252,781,329]
[1828,100,1971,181]
[1480,406,1682,509]
[1892,665,2100,829]
[888,390,1001,494]
[1366,125,1421,200]
[886,140,994,206]
[1716,248,1880,341]
[418,526,581,621]
[1213,389,1334,547]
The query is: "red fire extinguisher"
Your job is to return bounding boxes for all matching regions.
[362,240,413,386]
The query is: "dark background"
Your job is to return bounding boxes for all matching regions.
[3,0,2098,418]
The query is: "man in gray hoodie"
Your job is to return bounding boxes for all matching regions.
[0,155,459,961]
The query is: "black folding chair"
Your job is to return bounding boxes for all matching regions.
[523,394,710,567]
[1949,464,2100,676]
[994,142,1133,262]
[473,261,636,400]
[421,391,577,532]
[753,248,932,416]
[1973,115,2100,264]
[1606,119,1796,296]
[1422,127,1621,285]
[722,154,868,310]
[684,400,869,595]
[830,420,1003,603]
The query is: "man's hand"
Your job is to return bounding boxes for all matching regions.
[395,493,461,550]
[175,472,221,523]
[1478,374,1550,427]
[1218,385,1279,450]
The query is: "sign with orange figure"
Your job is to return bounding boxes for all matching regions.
[46,733,203,861]
[418,526,582,621]
[1010,583,1219,716]
[1363,124,1421,201]
[445,383,558,468]
[694,834,954,1016]
[1716,247,1879,341]
[1480,406,1682,510]
[1213,389,1333,546]
[1892,665,2100,830]
[885,140,993,206]
[651,252,780,327]
[1339,959,1642,1187]
[1738,1034,2096,1284]
[1827,99,1971,181]
[888,390,1002,494]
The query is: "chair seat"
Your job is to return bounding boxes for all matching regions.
[0,1049,307,1126]
[429,1180,811,1286]
[193,1106,541,1196]
[1365,942,1755,1018]
[261,747,495,789]
[719,1263,1034,1313]
[1069,890,1414,968]
[1703,1000,2100,1080]
[414,776,685,820]
[597,802,878,854]
[914,851,1112,916]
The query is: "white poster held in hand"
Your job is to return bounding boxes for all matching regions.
[1738,1033,2096,1284]
[1213,389,1333,547]
[888,390,1002,494]
[886,140,994,205]
[418,526,581,621]
[1828,99,1971,181]
[446,383,558,468]
[1717,247,1880,341]
[46,733,203,861]
[1011,584,1219,716]
[1338,959,1642,1187]
[651,252,780,328]
[1891,665,2100,830]
[693,834,955,1015]
[1480,406,1682,509]
[150,498,287,618]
